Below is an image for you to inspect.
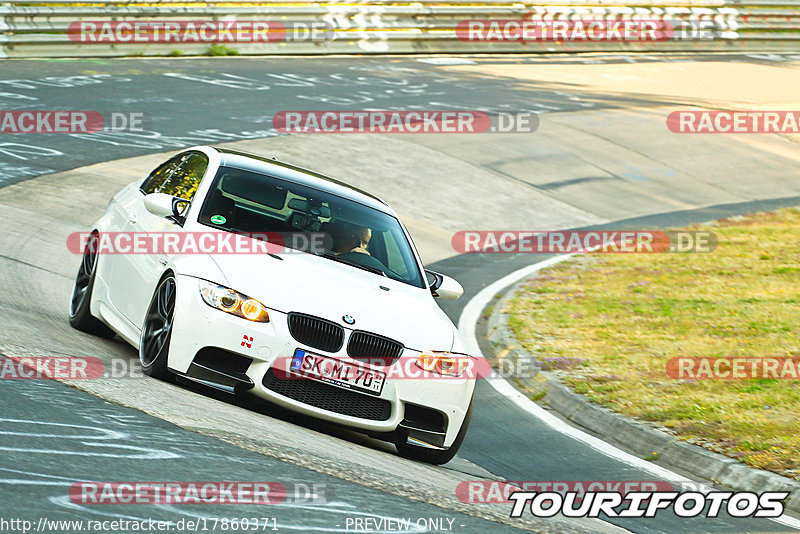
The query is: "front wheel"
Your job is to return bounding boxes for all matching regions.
[140,275,176,380]
[69,232,115,338]
[396,393,474,465]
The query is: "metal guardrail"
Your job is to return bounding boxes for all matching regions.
[2,1,799,57]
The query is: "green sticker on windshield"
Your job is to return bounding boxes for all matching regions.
[210,215,226,225]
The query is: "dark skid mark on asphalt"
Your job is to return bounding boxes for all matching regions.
[536,176,620,190]
[0,253,71,278]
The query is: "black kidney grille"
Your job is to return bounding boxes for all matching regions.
[347,331,404,366]
[263,369,391,421]
[288,313,344,353]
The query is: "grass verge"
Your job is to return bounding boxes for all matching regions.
[507,207,800,479]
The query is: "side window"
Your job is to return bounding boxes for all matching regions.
[158,152,208,201]
[141,155,183,195]
[140,152,208,201]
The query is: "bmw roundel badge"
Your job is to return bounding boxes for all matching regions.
[342,315,355,325]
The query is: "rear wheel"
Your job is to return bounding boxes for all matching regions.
[140,275,176,380]
[69,232,115,338]
[396,393,474,465]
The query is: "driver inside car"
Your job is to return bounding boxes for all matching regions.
[329,221,388,273]
[334,224,372,255]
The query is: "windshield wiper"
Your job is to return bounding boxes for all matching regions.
[316,251,388,278]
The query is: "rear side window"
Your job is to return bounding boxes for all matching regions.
[141,152,208,201]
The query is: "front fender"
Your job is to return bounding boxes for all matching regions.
[170,254,228,286]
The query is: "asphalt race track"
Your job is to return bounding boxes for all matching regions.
[2,55,800,534]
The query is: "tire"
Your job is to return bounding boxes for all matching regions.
[396,393,475,465]
[139,274,176,380]
[69,232,116,338]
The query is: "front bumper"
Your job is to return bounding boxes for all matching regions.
[168,275,475,448]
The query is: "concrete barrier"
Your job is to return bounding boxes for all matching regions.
[1,1,799,57]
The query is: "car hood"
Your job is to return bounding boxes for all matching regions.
[207,252,455,351]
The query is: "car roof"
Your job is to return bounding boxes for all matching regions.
[212,147,394,215]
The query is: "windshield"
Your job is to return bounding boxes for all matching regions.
[197,166,425,288]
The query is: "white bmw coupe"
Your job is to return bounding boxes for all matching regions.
[69,146,475,464]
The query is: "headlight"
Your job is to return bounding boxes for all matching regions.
[415,351,472,377]
[198,281,270,323]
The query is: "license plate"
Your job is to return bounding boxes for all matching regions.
[289,349,385,396]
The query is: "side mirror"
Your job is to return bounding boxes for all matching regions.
[426,270,464,300]
[144,193,189,223]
